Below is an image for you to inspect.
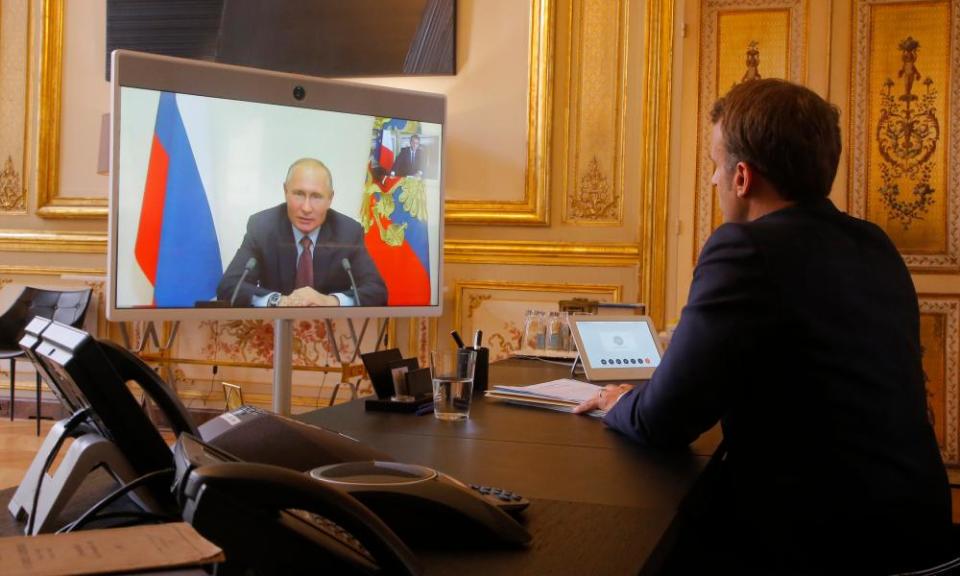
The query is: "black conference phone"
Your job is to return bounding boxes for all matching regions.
[174,434,532,576]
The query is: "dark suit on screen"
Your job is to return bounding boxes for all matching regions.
[392,145,425,177]
[217,204,387,306]
[604,199,951,573]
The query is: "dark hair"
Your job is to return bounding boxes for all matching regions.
[710,79,841,202]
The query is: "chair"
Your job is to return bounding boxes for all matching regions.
[0,287,92,435]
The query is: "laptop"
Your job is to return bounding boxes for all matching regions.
[568,315,665,381]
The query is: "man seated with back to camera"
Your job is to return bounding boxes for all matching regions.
[217,158,387,307]
[574,79,952,574]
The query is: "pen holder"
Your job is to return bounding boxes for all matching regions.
[472,347,490,394]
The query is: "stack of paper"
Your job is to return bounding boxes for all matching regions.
[484,378,606,418]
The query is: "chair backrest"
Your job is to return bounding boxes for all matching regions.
[0,287,92,349]
[26,287,92,328]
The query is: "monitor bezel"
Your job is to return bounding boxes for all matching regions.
[108,49,446,321]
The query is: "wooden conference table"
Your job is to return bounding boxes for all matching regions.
[298,358,723,576]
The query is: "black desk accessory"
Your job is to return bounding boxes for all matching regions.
[405,368,433,397]
[360,349,404,399]
[364,394,433,413]
[386,358,420,400]
[473,347,490,393]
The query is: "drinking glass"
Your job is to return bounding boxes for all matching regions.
[430,349,477,421]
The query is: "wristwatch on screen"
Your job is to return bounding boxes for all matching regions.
[266,292,281,307]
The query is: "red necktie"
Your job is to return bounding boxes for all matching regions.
[296,236,313,289]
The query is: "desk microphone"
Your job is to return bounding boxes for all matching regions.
[229,258,257,306]
[341,258,361,306]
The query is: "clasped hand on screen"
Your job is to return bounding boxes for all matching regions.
[572,383,634,414]
[278,286,340,307]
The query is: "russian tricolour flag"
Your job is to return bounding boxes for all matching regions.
[364,119,431,305]
[134,92,222,307]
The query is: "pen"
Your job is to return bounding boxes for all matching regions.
[415,402,434,416]
[451,330,465,349]
[473,330,483,349]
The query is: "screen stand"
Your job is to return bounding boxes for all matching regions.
[570,352,586,378]
[10,428,161,534]
[273,319,293,416]
[272,318,390,415]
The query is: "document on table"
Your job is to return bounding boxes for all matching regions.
[485,378,607,417]
[1,522,224,576]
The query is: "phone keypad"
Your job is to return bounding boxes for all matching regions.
[469,484,530,513]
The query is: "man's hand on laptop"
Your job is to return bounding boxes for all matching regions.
[573,383,634,414]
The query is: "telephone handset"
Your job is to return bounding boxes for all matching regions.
[97,339,199,437]
[174,434,420,576]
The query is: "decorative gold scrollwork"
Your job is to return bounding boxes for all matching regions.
[0,156,26,212]
[876,36,939,229]
[570,156,616,221]
[742,40,761,83]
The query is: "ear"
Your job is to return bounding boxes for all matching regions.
[734,161,755,199]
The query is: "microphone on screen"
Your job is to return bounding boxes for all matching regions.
[229,257,257,306]
[342,258,361,307]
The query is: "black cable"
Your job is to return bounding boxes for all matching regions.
[69,510,177,528]
[58,467,174,534]
[27,407,92,535]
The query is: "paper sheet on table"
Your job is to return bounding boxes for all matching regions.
[492,378,602,404]
[1,522,224,576]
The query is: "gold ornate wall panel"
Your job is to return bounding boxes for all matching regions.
[0,0,31,214]
[638,0,674,329]
[850,0,959,272]
[560,0,628,226]
[919,295,960,466]
[694,0,807,260]
[445,239,641,266]
[35,0,106,219]
[453,280,621,361]
[444,0,552,226]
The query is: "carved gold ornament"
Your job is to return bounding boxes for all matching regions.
[876,36,940,229]
[467,294,492,319]
[570,156,617,220]
[742,41,761,83]
[0,156,26,211]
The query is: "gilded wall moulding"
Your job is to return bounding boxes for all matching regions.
[918,295,960,466]
[0,156,26,212]
[693,0,807,261]
[444,239,641,267]
[849,0,959,272]
[0,265,105,276]
[560,0,628,227]
[638,0,675,330]
[0,0,31,216]
[0,229,107,253]
[453,280,622,361]
[567,156,619,223]
[36,0,108,219]
[444,0,552,226]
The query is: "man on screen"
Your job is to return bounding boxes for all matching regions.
[391,134,425,177]
[217,158,387,307]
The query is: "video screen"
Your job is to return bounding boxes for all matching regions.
[115,87,442,311]
[578,321,662,369]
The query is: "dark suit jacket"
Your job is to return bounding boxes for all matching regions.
[392,146,425,177]
[217,204,387,306]
[605,199,951,573]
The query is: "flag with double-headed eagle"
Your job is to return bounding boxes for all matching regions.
[360,118,430,305]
